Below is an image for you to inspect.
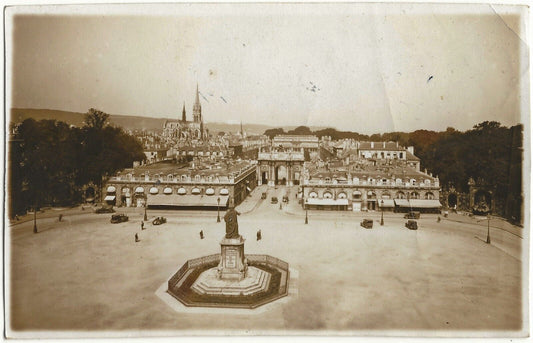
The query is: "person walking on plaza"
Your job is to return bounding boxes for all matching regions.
[141,221,145,230]
[135,233,140,243]
[256,229,262,241]
[200,230,204,239]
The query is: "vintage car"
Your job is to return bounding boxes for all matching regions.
[95,206,115,214]
[152,217,167,225]
[405,220,418,230]
[261,192,267,199]
[404,211,421,219]
[282,195,289,203]
[360,219,373,229]
[271,196,278,204]
[110,214,128,223]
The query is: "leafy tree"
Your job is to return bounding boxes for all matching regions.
[264,128,285,139]
[288,126,313,135]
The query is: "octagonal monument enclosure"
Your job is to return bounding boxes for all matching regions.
[167,254,290,309]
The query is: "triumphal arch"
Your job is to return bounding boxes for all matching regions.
[256,148,304,186]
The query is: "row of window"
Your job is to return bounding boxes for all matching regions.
[307,190,435,200]
[316,177,433,185]
[107,186,229,196]
[123,174,224,182]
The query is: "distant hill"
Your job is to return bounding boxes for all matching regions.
[9,108,326,135]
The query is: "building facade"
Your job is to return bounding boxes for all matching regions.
[105,162,256,210]
[256,148,305,186]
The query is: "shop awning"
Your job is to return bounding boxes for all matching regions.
[379,199,395,208]
[104,195,116,201]
[147,194,229,207]
[409,199,442,208]
[306,198,349,206]
[394,199,410,207]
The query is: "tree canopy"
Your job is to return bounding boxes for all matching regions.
[10,109,145,213]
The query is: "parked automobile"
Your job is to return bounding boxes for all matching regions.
[95,206,115,214]
[110,214,128,223]
[261,192,267,199]
[405,220,418,230]
[271,196,278,204]
[282,195,289,203]
[360,219,373,229]
[152,217,167,225]
[404,211,421,219]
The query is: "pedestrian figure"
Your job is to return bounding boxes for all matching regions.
[437,216,441,223]
[200,230,204,239]
[279,203,282,210]
[141,221,145,230]
[58,214,63,222]
[257,229,262,241]
[135,233,140,242]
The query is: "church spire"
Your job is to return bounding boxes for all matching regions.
[193,83,202,123]
[182,102,186,122]
[195,83,200,105]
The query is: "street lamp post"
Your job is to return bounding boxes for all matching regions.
[33,205,38,234]
[305,209,308,224]
[486,214,491,244]
[380,200,384,226]
[217,197,221,222]
[144,199,148,221]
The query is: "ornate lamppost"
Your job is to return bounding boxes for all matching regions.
[217,197,221,222]
[305,208,308,224]
[380,199,384,226]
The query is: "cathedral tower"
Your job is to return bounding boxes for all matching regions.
[182,103,186,122]
[193,84,202,123]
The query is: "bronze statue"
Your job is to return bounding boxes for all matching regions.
[224,198,241,239]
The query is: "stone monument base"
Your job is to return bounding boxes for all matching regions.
[218,236,247,280]
[191,266,271,296]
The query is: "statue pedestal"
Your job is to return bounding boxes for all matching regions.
[217,236,248,280]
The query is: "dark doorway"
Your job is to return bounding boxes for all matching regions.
[448,193,457,208]
[262,172,268,185]
[275,165,287,185]
[85,187,95,203]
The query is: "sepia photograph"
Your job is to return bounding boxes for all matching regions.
[4,2,530,338]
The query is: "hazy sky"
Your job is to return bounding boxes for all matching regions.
[7,3,529,134]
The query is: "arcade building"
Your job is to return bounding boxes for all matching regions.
[104,160,256,210]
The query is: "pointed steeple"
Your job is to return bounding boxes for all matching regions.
[195,83,200,105]
[193,83,202,123]
[182,102,186,122]
[240,121,243,136]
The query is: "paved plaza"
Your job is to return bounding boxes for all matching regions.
[7,186,525,336]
